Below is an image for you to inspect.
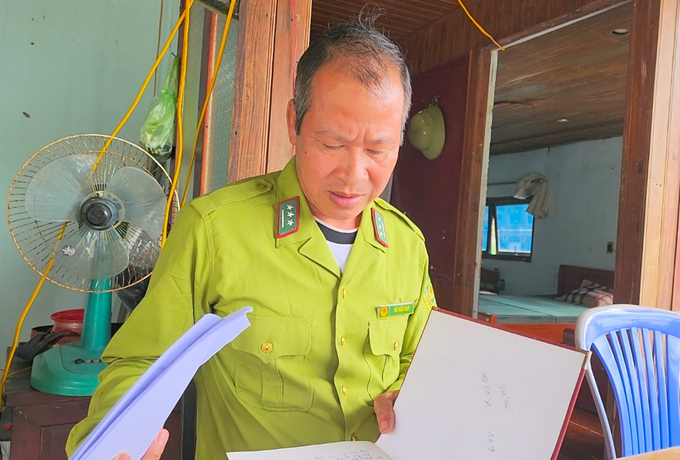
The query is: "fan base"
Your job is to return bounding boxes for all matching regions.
[31,342,106,396]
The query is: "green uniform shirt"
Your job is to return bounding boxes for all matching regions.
[66,157,435,459]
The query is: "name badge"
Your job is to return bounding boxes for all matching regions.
[377,302,414,318]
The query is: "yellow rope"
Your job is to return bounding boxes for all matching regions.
[458,0,505,51]
[181,0,238,207]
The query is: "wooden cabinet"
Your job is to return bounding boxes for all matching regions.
[4,367,182,460]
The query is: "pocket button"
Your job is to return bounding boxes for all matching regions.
[261,341,273,353]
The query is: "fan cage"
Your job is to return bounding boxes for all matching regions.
[7,134,180,293]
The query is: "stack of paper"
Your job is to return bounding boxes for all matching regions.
[229,441,392,460]
[70,307,252,460]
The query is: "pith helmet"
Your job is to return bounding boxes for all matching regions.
[407,103,445,160]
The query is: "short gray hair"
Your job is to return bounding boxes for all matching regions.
[293,12,412,141]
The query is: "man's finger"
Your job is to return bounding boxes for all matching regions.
[141,429,169,460]
[374,390,399,434]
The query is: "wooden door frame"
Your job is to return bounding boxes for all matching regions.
[456,0,680,315]
[618,0,680,310]
[228,0,311,182]
[450,49,496,318]
[398,0,628,316]
[454,2,631,317]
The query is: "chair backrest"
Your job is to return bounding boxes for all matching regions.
[575,305,680,459]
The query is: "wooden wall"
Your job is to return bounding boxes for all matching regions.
[390,56,470,313]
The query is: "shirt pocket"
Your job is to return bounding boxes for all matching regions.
[366,316,408,391]
[230,315,313,412]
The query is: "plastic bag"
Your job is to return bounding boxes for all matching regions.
[139,57,179,162]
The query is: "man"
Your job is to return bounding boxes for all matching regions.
[66,17,436,460]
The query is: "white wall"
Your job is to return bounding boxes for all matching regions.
[482,137,622,295]
[0,0,180,368]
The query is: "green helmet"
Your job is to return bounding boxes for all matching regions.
[407,104,445,160]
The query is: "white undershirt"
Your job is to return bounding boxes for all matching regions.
[314,218,358,274]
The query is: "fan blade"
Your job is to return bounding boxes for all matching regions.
[122,223,155,264]
[55,227,129,280]
[25,154,97,222]
[105,167,167,240]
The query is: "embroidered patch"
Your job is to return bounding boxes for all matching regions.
[276,197,300,238]
[371,208,388,247]
[377,302,414,318]
[423,276,437,309]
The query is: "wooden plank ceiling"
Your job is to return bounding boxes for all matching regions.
[490,2,632,155]
[310,0,459,42]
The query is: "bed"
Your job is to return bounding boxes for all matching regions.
[477,265,615,343]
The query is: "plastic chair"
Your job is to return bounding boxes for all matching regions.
[575,305,680,459]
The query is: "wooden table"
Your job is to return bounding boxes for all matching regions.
[3,358,183,460]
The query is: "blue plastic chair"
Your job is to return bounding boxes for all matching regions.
[575,305,680,459]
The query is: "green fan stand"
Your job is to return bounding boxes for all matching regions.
[31,280,112,396]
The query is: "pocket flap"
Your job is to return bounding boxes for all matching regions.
[231,315,312,364]
[369,317,407,357]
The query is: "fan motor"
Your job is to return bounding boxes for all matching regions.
[80,197,119,230]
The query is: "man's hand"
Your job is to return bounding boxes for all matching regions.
[374,390,399,434]
[112,428,169,460]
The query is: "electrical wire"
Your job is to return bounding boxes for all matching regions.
[94,0,196,171]
[162,0,192,247]
[6,367,31,379]
[0,226,65,412]
[457,0,505,51]
[181,0,238,207]
[154,0,167,96]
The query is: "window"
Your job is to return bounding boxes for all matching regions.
[481,197,535,262]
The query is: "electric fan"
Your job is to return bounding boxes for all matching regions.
[7,134,178,396]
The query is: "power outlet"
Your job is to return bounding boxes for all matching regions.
[606,242,614,254]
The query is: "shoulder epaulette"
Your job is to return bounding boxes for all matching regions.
[190,172,278,216]
[374,198,425,241]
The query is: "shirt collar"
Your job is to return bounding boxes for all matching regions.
[274,156,387,253]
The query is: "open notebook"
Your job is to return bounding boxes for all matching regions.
[228,309,589,460]
[69,307,252,460]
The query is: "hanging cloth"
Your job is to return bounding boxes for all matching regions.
[514,174,550,218]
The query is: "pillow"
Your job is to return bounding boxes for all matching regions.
[555,279,613,307]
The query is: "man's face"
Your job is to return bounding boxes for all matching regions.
[287,59,405,230]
